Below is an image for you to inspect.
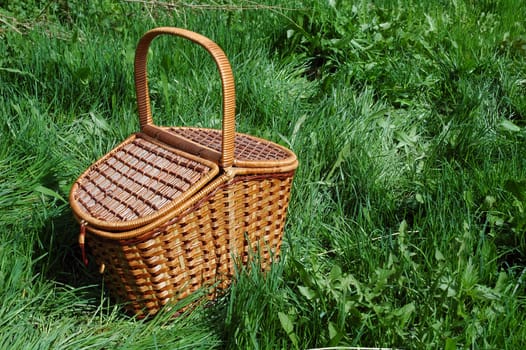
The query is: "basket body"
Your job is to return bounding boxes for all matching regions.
[87,172,294,316]
[69,27,298,317]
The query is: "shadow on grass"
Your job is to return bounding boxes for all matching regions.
[35,206,105,300]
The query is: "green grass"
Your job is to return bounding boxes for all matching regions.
[1,0,526,348]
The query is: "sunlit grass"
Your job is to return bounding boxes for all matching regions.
[1,0,525,348]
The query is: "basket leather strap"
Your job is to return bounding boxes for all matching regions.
[134,27,236,169]
[78,220,89,266]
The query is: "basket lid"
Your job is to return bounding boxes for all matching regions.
[69,133,219,231]
[166,127,297,169]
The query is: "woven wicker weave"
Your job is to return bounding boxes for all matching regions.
[69,27,298,317]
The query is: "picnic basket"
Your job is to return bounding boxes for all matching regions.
[69,27,298,317]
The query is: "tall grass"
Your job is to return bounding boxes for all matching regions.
[1,0,525,348]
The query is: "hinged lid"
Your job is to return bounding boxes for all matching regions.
[70,133,219,231]
[166,127,297,169]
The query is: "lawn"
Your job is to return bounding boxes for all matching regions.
[1,0,525,348]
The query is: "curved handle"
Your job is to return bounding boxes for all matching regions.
[134,27,236,168]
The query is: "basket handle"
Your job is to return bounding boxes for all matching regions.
[134,27,236,169]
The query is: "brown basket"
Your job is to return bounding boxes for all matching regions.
[69,27,298,317]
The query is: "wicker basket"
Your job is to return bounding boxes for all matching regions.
[69,27,298,317]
